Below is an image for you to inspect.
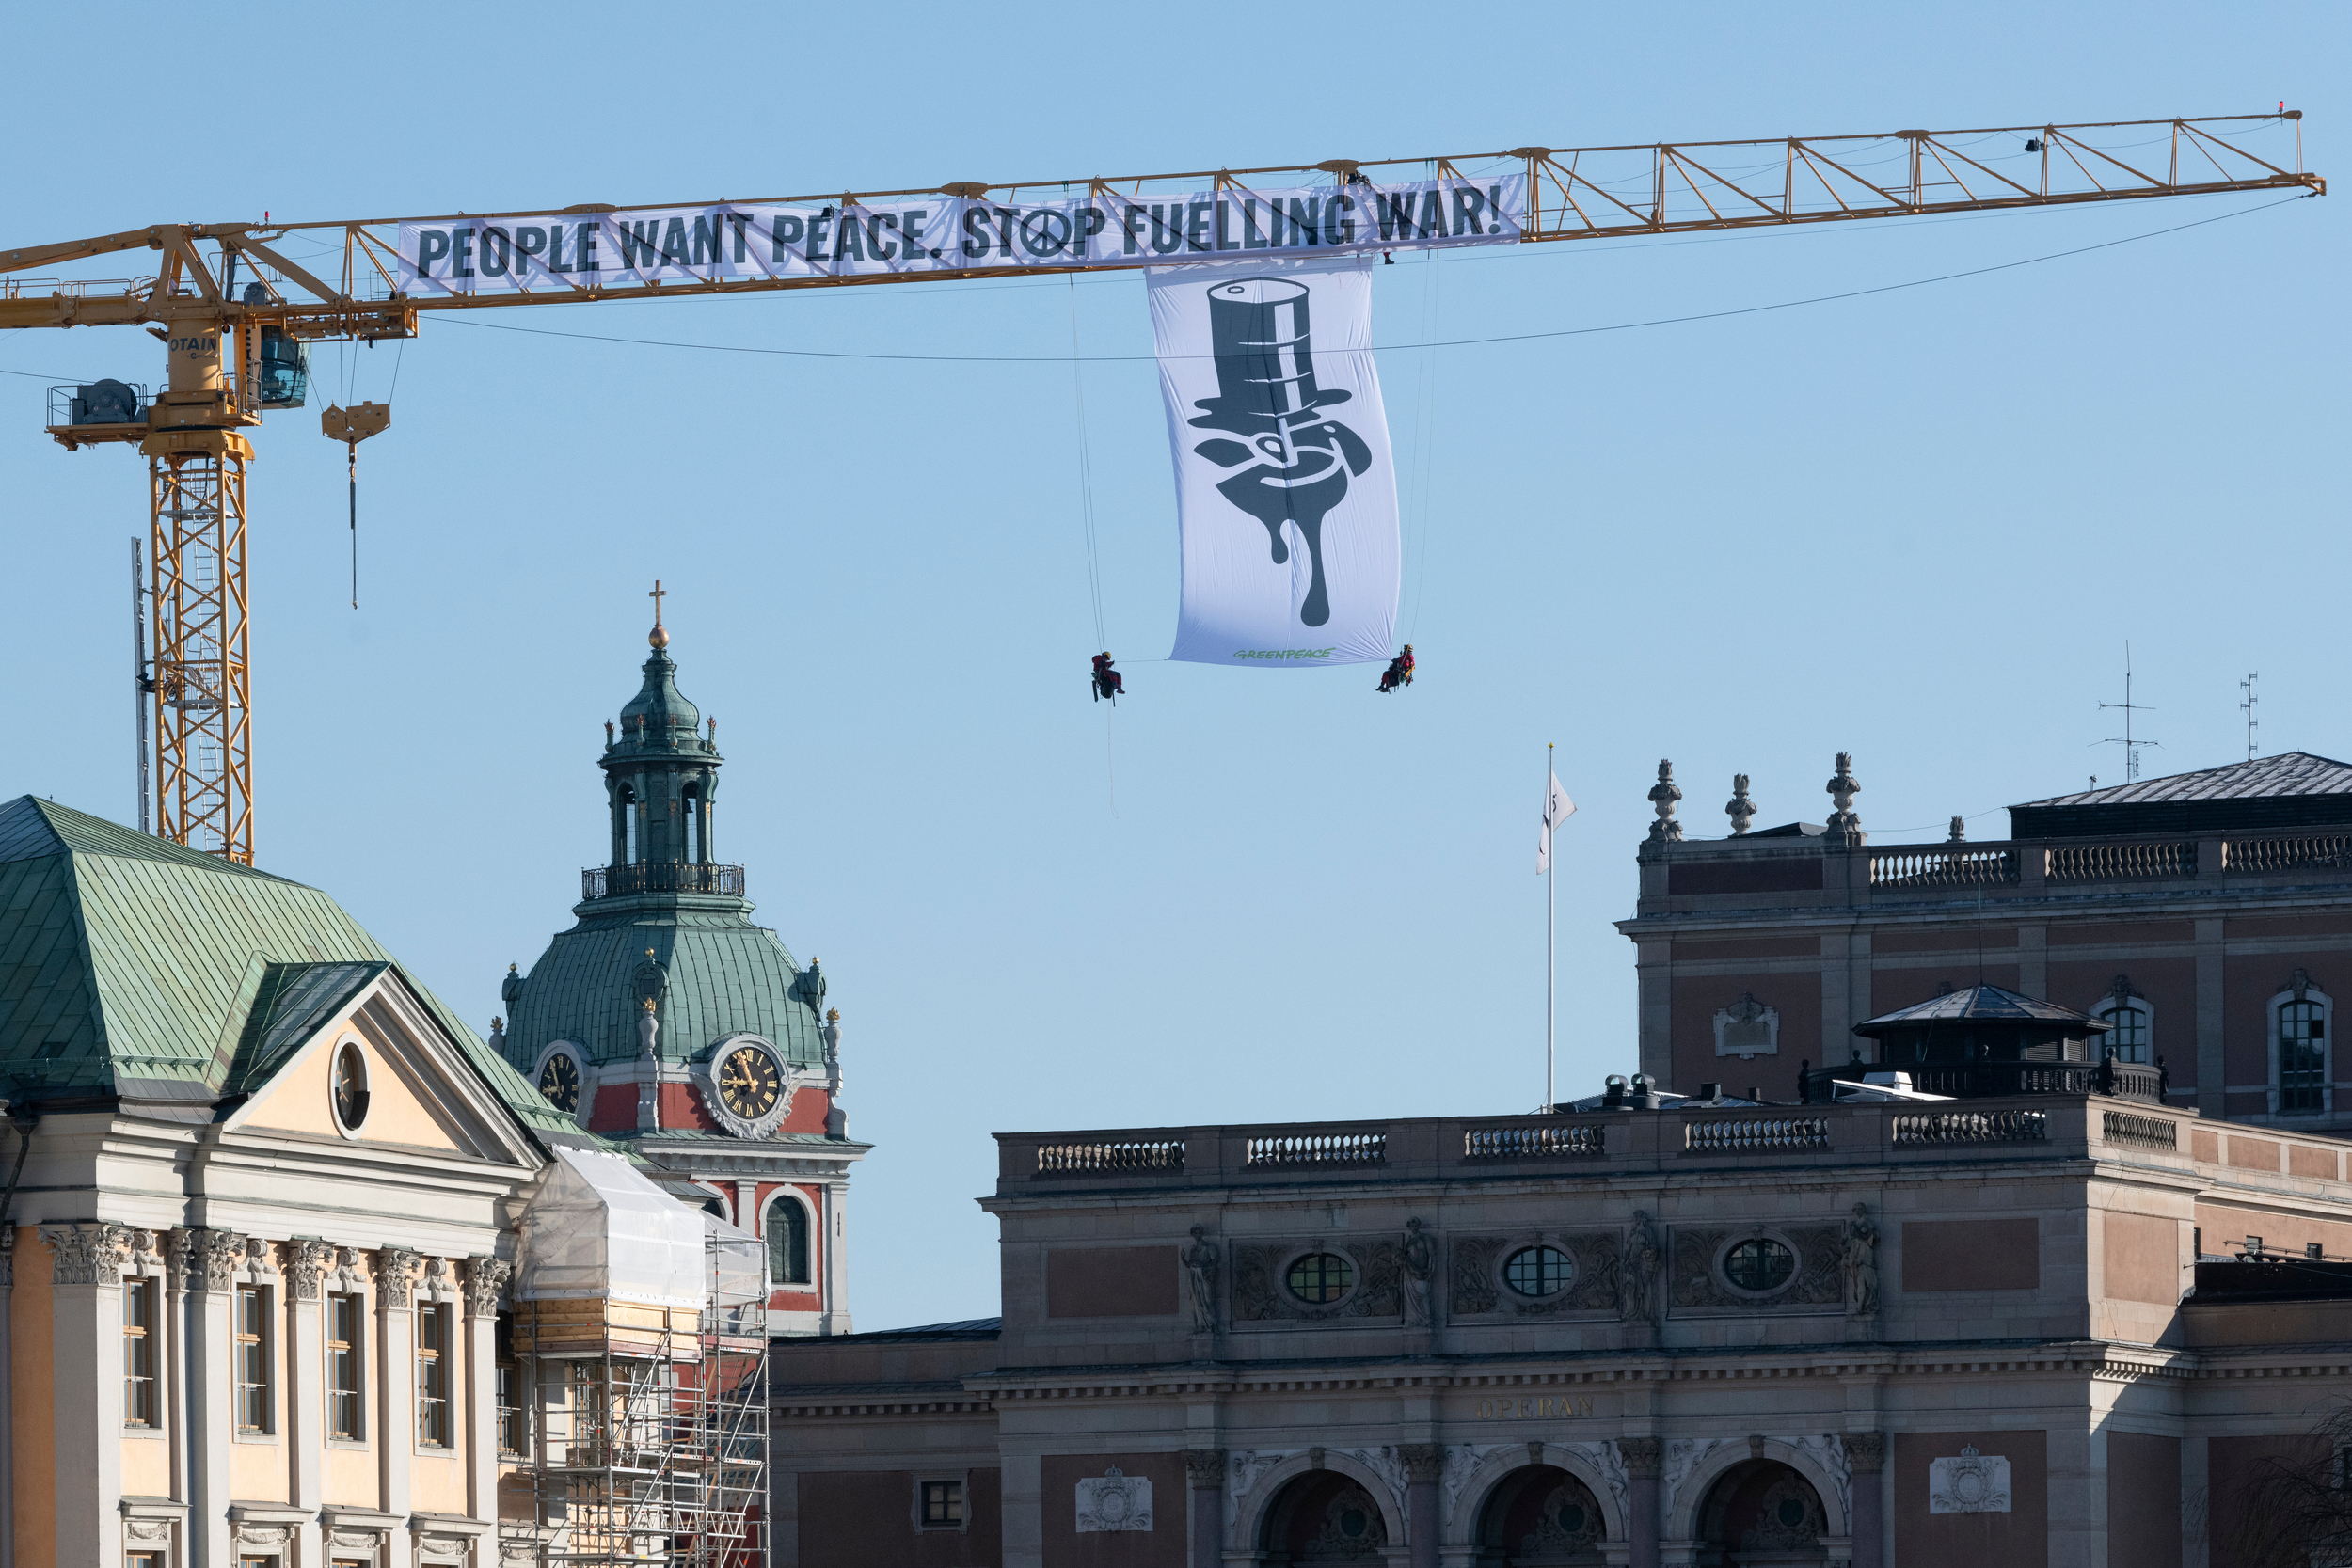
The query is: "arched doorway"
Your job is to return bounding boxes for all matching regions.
[1258,1470,1391,1563]
[1472,1464,1606,1565]
[1694,1460,1829,1565]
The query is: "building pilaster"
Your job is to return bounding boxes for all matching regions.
[1620,1436,1661,1568]
[1844,1433,1884,1568]
[376,1247,421,1523]
[1182,1449,1224,1568]
[286,1239,334,1559]
[462,1259,511,1524]
[177,1227,243,1568]
[1399,1444,1443,1568]
[2196,916,2227,1117]
[41,1223,130,1568]
[0,1229,14,1568]
[818,1181,850,1336]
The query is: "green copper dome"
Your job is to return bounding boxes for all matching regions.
[498,623,827,1073]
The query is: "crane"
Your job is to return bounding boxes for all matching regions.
[1,114,2321,864]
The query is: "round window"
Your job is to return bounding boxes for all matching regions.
[1503,1244,1574,1298]
[1557,1500,1587,1533]
[1724,1237,1795,1292]
[1285,1252,1355,1304]
[332,1041,370,1132]
[1338,1507,1369,1539]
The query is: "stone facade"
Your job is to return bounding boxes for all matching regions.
[773,1099,2352,1566]
[1617,752,2352,1132]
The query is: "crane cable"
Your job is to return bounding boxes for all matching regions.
[1067,275,1116,814]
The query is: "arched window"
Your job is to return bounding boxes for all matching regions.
[2280,997,2328,1115]
[2096,1000,2151,1064]
[768,1196,811,1285]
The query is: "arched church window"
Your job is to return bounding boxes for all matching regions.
[768,1197,811,1285]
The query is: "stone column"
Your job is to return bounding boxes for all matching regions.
[1183,1449,1225,1568]
[375,1247,421,1523]
[41,1224,129,1568]
[462,1259,511,1524]
[1399,1445,1444,1568]
[1620,1437,1661,1568]
[180,1227,244,1568]
[1845,1433,1885,1568]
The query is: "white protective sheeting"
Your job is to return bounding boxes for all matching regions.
[394,176,1522,295]
[1153,256,1398,667]
[702,1212,768,1307]
[516,1146,708,1307]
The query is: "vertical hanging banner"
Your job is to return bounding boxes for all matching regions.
[1152,256,1397,667]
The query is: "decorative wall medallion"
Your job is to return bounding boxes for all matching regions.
[1669,1226,1841,1312]
[1713,992,1779,1058]
[1232,1242,1403,1322]
[1075,1466,1152,1532]
[1928,1446,2011,1513]
[694,1034,797,1140]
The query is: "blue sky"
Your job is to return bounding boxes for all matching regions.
[4,3,2344,1327]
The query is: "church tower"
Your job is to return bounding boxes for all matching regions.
[494,586,863,1335]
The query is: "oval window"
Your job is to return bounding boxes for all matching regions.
[332,1041,370,1132]
[1285,1252,1355,1304]
[1724,1237,1794,1292]
[1503,1244,1575,1298]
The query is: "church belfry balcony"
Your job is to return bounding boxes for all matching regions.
[585,583,742,903]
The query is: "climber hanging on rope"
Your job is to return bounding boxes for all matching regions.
[1377,645,1415,694]
[1090,652,1125,704]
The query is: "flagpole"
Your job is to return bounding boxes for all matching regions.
[1546,741,1555,1111]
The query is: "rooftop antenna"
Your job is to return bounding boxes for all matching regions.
[2241,672,2261,761]
[2097,641,2160,782]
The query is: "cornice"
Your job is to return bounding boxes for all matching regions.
[1617,879,2352,940]
[772,1339,2352,1409]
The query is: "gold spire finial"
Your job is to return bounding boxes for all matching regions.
[648,579,670,649]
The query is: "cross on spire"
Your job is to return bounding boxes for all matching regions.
[647,579,671,650]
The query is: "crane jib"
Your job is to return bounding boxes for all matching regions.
[396,178,1524,294]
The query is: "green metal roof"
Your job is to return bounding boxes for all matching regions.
[502,903,827,1070]
[0,795,593,1148]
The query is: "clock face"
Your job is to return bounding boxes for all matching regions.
[538,1052,580,1113]
[717,1044,783,1120]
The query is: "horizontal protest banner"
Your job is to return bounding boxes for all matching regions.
[395,177,1524,294]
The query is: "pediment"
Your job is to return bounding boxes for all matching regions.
[230,972,534,1163]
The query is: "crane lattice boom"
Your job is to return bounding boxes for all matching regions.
[0,113,2321,864]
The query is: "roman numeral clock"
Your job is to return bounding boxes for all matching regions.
[697,1034,798,1140]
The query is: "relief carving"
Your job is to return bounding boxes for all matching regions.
[375,1246,421,1307]
[464,1256,513,1318]
[40,1223,129,1286]
[1669,1225,1842,1312]
[1449,1238,1502,1316]
[1446,1231,1624,1319]
[1231,1242,1403,1323]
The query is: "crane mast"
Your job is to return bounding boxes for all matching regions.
[1,114,2322,864]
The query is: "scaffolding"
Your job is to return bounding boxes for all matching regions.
[510,1150,769,1568]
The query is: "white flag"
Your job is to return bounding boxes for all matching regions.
[1151,256,1399,667]
[1537,773,1576,873]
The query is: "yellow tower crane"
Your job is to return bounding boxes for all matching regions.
[1,114,2321,863]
